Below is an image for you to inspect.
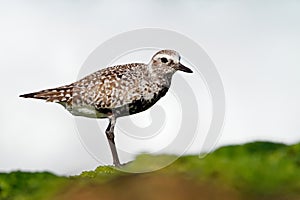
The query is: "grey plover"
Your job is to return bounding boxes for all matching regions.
[20,49,193,166]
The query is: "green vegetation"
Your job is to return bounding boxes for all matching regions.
[1,141,300,200]
[0,171,67,200]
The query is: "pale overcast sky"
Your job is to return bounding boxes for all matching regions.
[0,0,300,175]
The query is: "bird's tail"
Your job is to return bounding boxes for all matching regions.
[19,84,73,103]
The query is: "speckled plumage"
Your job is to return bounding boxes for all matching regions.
[20,49,193,166]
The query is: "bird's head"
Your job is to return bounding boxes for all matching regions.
[149,49,193,74]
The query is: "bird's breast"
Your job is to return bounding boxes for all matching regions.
[111,85,169,117]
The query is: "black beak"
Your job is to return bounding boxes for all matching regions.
[177,63,193,73]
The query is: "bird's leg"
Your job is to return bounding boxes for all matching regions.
[105,115,121,167]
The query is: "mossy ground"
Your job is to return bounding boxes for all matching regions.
[1,141,300,200]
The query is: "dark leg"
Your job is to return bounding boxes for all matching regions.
[105,115,121,167]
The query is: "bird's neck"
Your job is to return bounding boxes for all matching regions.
[146,63,176,88]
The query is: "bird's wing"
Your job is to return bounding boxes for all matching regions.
[20,63,147,108]
[72,63,146,108]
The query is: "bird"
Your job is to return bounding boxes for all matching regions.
[20,49,193,167]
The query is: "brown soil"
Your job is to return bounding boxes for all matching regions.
[55,174,242,200]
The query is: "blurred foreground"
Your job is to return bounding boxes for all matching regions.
[1,141,300,200]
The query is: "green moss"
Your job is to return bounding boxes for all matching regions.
[1,141,300,199]
[0,171,67,200]
[170,142,300,195]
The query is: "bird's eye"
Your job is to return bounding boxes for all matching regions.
[160,57,168,63]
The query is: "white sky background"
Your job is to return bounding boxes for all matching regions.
[0,0,300,175]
